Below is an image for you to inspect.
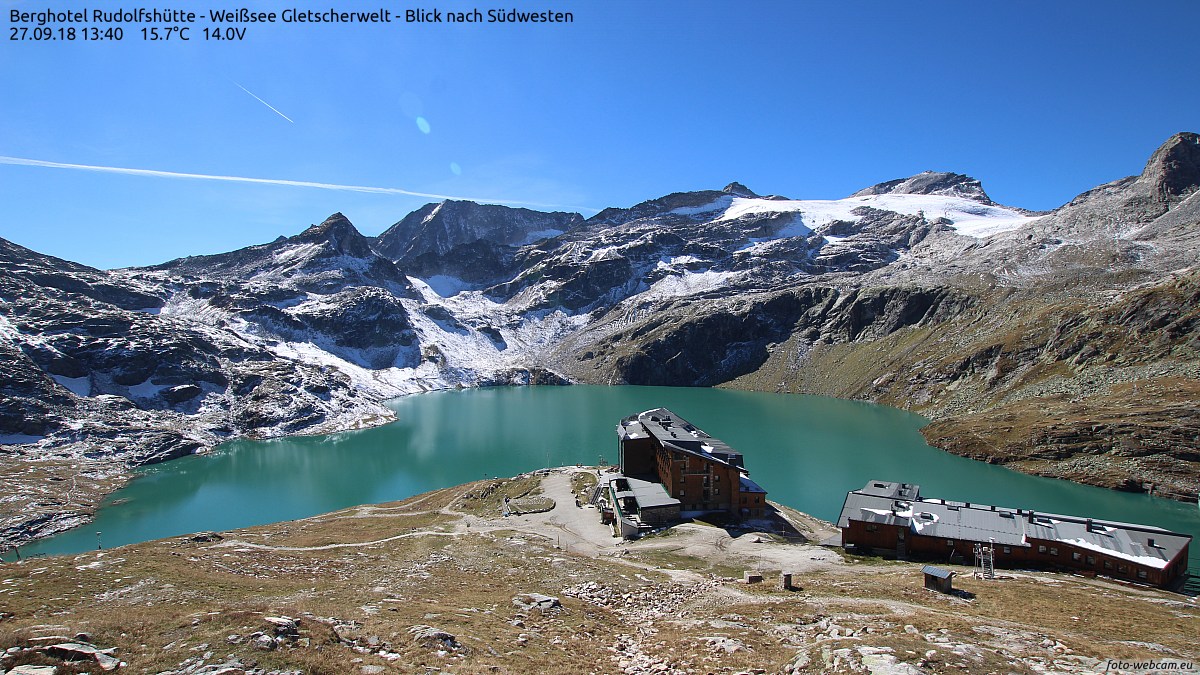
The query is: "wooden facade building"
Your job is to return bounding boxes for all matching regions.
[617,408,767,518]
[838,481,1192,589]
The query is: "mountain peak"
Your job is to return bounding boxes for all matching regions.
[373,202,583,262]
[722,182,759,198]
[851,171,994,204]
[301,212,354,236]
[1140,132,1200,203]
[297,213,373,257]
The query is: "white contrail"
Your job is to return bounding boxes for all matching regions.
[0,155,596,211]
[233,81,295,123]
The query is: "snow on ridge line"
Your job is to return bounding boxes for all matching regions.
[669,195,733,216]
[716,194,1040,238]
[421,202,444,224]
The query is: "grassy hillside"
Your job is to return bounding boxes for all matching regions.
[2,470,1196,674]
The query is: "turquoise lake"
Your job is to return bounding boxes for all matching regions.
[11,385,1199,571]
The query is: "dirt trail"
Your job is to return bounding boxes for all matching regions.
[208,467,847,581]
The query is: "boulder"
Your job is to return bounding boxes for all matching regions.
[6,665,60,675]
[511,593,561,611]
[163,384,201,404]
[45,641,121,671]
[263,616,299,637]
[407,625,460,651]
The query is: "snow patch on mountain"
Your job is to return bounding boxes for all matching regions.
[422,202,444,224]
[643,269,740,301]
[127,378,169,400]
[267,340,426,398]
[716,195,1039,238]
[520,228,566,244]
[52,375,91,397]
[735,214,814,254]
[0,433,45,445]
[161,294,237,326]
[657,255,702,269]
[407,276,590,373]
[588,246,625,262]
[423,275,475,297]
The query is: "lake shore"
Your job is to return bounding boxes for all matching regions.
[2,467,1196,674]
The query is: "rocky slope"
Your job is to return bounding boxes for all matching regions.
[2,133,1199,550]
[0,233,397,546]
[371,200,583,289]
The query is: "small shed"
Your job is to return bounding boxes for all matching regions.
[922,565,955,593]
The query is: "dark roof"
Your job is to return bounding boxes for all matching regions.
[922,565,954,579]
[858,480,921,501]
[608,475,681,510]
[621,408,745,471]
[839,481,1192,570]
[739,475,767,494]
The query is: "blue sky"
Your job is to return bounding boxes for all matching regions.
[2,0,1198,269]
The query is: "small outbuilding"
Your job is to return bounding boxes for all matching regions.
[922,565,954,593]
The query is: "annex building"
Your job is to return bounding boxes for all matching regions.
[837,480,1192,589]
[612,408,767,525]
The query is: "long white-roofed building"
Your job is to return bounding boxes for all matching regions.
[838,480,1192,589]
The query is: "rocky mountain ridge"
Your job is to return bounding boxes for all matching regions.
[2,132,1198,549]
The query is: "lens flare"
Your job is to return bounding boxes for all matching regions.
[450,162,462,176]
[416,117,431,134]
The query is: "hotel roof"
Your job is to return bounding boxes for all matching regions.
[606,474,681,510]
[619,407,745,470]
[838,480,1191,570]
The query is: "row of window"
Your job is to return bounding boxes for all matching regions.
[860,527,1158,582]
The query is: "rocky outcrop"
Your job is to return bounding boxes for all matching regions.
[145,212,417,298]
[1141,131,1200,204]
[0,225,399,550]
[372,200,582,262]
[564,285,973,387]
[245,287,420,370]
[851,170,995,204]
[399,239,521,288]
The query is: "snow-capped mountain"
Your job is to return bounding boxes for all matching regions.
[2,132,1199,547]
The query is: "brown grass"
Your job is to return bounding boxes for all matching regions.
[2,481,1196,675]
